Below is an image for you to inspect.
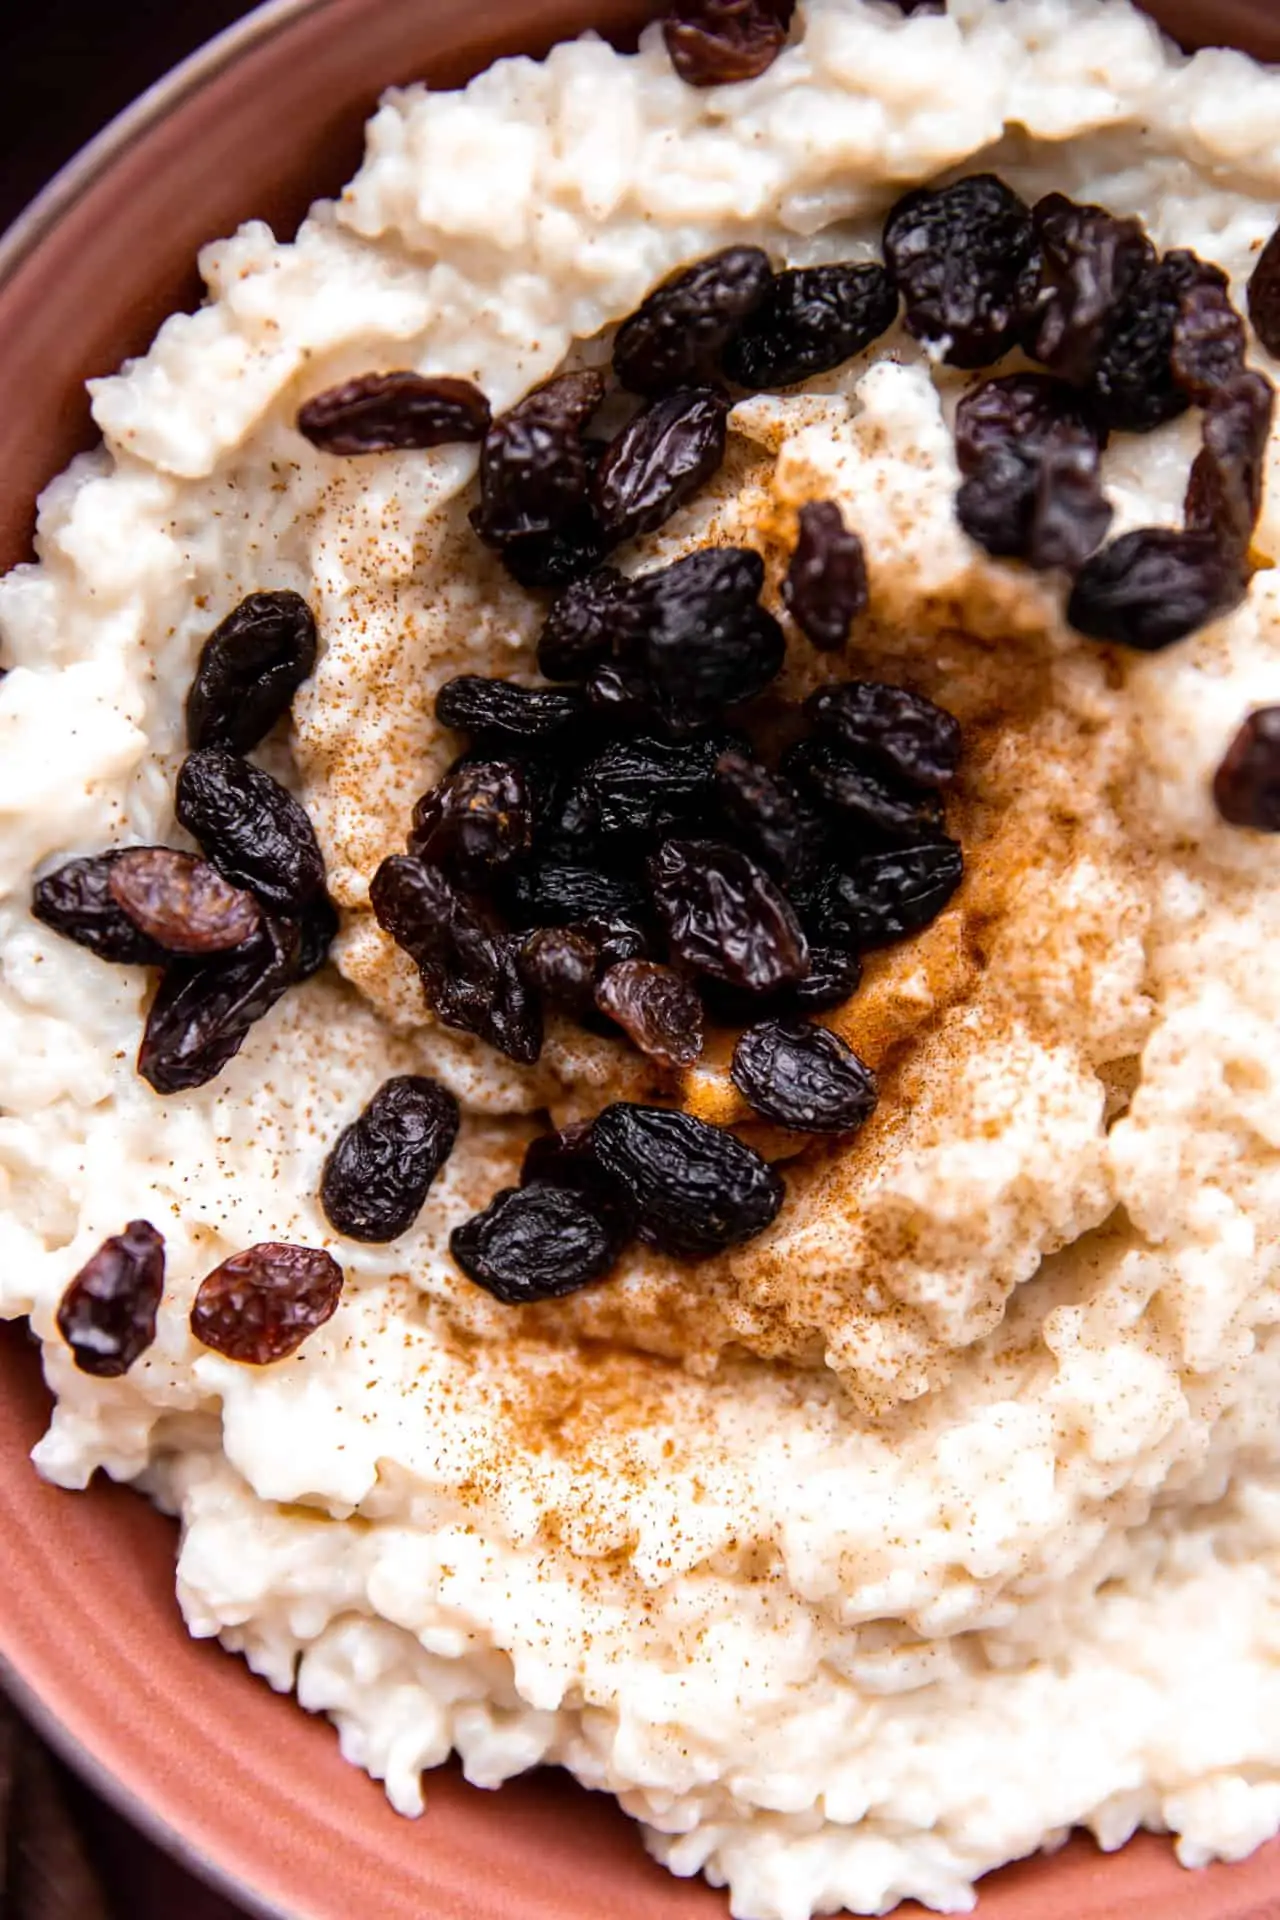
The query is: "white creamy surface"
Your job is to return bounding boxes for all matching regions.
[5,0,1280,1913]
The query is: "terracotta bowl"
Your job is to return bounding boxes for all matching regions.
[4,2,1280,1915]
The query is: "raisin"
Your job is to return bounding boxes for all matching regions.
[720,263,898,390]
[1024,194,1154,382]
[1089,250,1225,434]
[1066,528,1244,650]
[32,852,169,966]
[56,1220,165,1377]
[1184,370,1274,560]
[957,427,1112,572]
[595,959,704,1069]
[784,740,944,845]
[882,174,1038,369]
[190,1242,344,1363]
[507,860,648,931]
[185,590,318,753]
[1172,279,1247,402]
[581,913,652,969]
[590,1102,784,1258]
[1248,223,1280,359]
[649,837,808,991]
[1213,707,1280,830]
[790,945,863,1011]
[518,927,600,1017]
[408,760,534,879]
[320,1075,460,1242]
[296,892,339,980]
[584,660,657,725]
[435,676,585,747]
[713,748,825,878]
[631,546,784,731]
[579,732,733,839]
[731,1018,878,1132]
[451,1183,621,1303]
[496,508,614,589]
[955,373,1105,475]
[471,369,605,545]
[803,680,961,790]
[614,247,774,396]
[594,388,729,545]
[138,915,301,1094]
[520,1121,613,1201]
[296,371,491,454]
[175,749,325,915]
[783,501,867,651]
[662,0,793,87]
[107,849,261,956]
[806,840,963,949]
[538,567,635,680]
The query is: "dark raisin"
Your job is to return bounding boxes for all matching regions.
[175,749,325,915]
[955,373,1106,475]
[1247,223,1280,359]
[1066,528,1244,650]
[882,174,1038,370]
[720,262,898,390]
[496,508,614,589]
[56,1220,165,1377]
[590,1102,784,1259]
[138,915,301,1094]
[783,501,867,650]
[107,849,261,956]
[320,1075,460,1242]
[1172,279,1247,402]
[1185,369,1274,560]
[1024,194,1154,381]
[649,837,808,991]
[518,927,600,1017]
[790,945,863,1011]
[1213,707,1280,830]
[662,0,793,87]
[581,913,653,969]
[296,892,339,979]
[538,568,635,680]
[471,369,605,544]
[806,840,963,949]
[185,590,318,753]
[713,748,825,878]
[579,732,733,839]
[631,546,784,730]
[593,388,729,545]
[614,247,774,396]
[1088,250,1225,434]
[408,760,534,879]
[190,1242,344,1363]
[451,1183,621,1302]
[435,676,585,746]
[784,740,945,845]
[32,852,169,965]
[296,371,491,454]
[507,861,649,931]
[595,959,704,1069]
[956,427,1112,572]
[731,1018,878,1133]
[584,659,658,725]
[803,680,961,790]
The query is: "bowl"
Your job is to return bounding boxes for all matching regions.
[4,2,1280,1915]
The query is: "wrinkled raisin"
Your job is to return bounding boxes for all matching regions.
[138,914,301,1093]
[1066,528,1244,650]
[783,501,867,650]
[471,370,605,545]
[33,852,169,966]
[883,174,1038,369]
[185,590,318,753]
[56,1220,165,1377]
[614,247,773,395]
[804,680,961,790]
[297,371,491,454]
[957,426,1112,572]
[713,748,825,878]
[955,373,1105,475]
[1089,250,1224,434]
[320,1075,460,1242]
[296,892,339,980]
[594,388,729,544]
[806,840,963,949]
[1024,194,1154,381]
[1213,707,1280,830]
[520,1120,624,1208]
[785,740,944,844]
[650,837,808,991]
[507,860,648,932]
[579,731,734,839]
[662,0,793,87]
[176,748,325,915]
[518,927,600,1017]
[731,1018,878,1132]
[435,676,585,746]
[790,944,863,1011]
[1185,369,1274,559]
[497,508,614,589]
[538,568,635,680]
[451,1183,621,1302]
[584,659,657,724]
[590,1102,783,1258]
[630,545,784,730]
[108,849,261,956]
[1172,279,1247,402]
[720,263,898,390]
[595,959,704,1069]
[190,1242,344,1363]
[408,760,534,879]
[1248,223,1280,359]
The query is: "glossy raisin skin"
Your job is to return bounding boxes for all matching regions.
[613,247,773,395]
[32,853,169,966]
[713,749,825,879]
[594,388,729,545]
[538,568,635,680]
[956,426,1111,572]
[954,373,1105,476]
[731,1019,878,1132]
[721,263,898,390]
[471,370,605,545]
[629,546,784,731]
[190,1242,344,1363]
[296,372,491,454]
[662,0,793,87]
[507,861,648,935]
[1088,251,1224,434]
[176,749,325,915]
[806,840,963,949]
[320,1076,460,1242]
[790,945,863,1011]
[451,1183,621,1302]
[138,915,301,1094]
[785,741,944,845]
[56,1221,165,1377]
[595,959,704,1069]
[435,676,585,746]
[590,1102,783,1259]
[297,893,340,980]
[518,927,600,1017]
[883,174,1038,369]
[1213,707,1280,830]
[650,837,808,991]
[1184,370,1274,560]
[579,731,734,839]
[497,511,615,590]
[519,1122,635,1234]
[1066,529,1243,651]
[803,680,961,790]
[1172,279,1247,403]
[783,501,867,650]
[1024,194,1154,382]
[108,849,261,956]
[186,590,318,753]
[1247,223,1280,359]
[409,760,534,879]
